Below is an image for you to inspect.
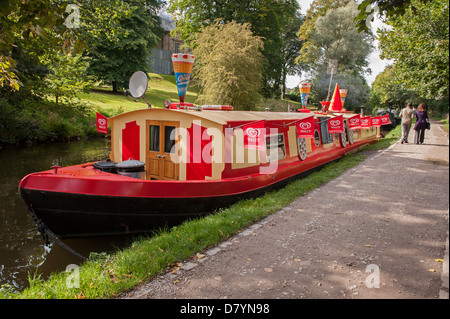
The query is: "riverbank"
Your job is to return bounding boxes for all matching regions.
[0,125,402,299]
[0,98,97,147]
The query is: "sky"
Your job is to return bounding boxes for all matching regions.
[286,0,391,88]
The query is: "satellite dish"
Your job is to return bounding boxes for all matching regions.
[125,71,151,108]
[129,71,148,98]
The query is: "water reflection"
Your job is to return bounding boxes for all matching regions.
[0,138,133,290]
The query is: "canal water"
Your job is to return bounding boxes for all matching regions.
[0,138,134,291]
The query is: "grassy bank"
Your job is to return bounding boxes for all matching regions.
[0,73,198,146]
[77,73,199,117]
[0,98,98,146]
[0,125,402,299]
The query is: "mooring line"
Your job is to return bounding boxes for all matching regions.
[28,206,88,261]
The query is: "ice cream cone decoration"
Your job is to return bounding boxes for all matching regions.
[339,89,348,108]
[172,54,195,103]
[299,83,311,109]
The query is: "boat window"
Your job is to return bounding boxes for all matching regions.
[314,129,320,147]
[266,133,286,162]
[164,126,176,153]
[149,125,160,152]
[319,118,333,144]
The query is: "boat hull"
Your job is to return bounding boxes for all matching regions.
[19,189,239,238]
[19,167,314,238]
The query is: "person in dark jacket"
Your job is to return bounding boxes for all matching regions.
[413,103,429,144]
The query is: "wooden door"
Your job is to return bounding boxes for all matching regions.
[146,120,179,180]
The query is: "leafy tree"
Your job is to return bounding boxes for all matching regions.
[42,51,93,106]
[297,0,349,41]
[371,65,416,108]
[377,0,449,100]
[167,0,301,98]
[296,0,349,70]
[295,1,373,108]
[85,0,163,92]
[0,0,131,91]
[280,11,305,99]
[354,0,432,33]
[297,1,373,74]
[192,21,264,110]
[0,36,49,101]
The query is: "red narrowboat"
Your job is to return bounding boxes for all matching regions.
[18,107,380,238]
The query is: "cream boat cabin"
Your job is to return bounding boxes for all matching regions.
[109,108,318,181]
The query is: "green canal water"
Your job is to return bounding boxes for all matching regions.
[0,138,133,291]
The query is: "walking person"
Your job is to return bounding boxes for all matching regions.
[399,103,414,143]
[413,103,429,144]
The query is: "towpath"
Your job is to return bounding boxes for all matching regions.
[122,119,449,300]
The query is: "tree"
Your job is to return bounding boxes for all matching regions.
[297,1,373,74]
[354,0,432,33]
[295,1,373,109]
[371,65,416,108]
[167,0,301,98]
[0,0,131,91]
[85,0,163,92]
[280,11,304,100]
[42,51,93,106]
[296,0,349,71]
[192,21,264,110]
[297,0,349,40]
[377,0,449,100]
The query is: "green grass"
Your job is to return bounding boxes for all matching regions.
[440,118,449,131]
[77,73,199,117]
[77,73,306,116]
[0,125,401,299]
[364,124,402,151]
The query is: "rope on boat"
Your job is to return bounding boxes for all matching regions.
[27,206,88,261]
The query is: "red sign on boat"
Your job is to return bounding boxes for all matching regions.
[96,112,108,134]
[371,116,382,127]
[348,114,361,130]
[296,116,315,138]
[328,115,344,133]
[381,114,391,125]
[360,116,371,129]
[243,120,266,150]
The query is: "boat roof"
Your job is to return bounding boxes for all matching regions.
[109,108,315,126]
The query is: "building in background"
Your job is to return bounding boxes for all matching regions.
[148,11,185,75]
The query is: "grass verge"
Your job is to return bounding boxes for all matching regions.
[77,73,199,117]
[1,125,402,299]
[440,118,449,131]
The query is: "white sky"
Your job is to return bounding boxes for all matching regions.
[287,0,390,88]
